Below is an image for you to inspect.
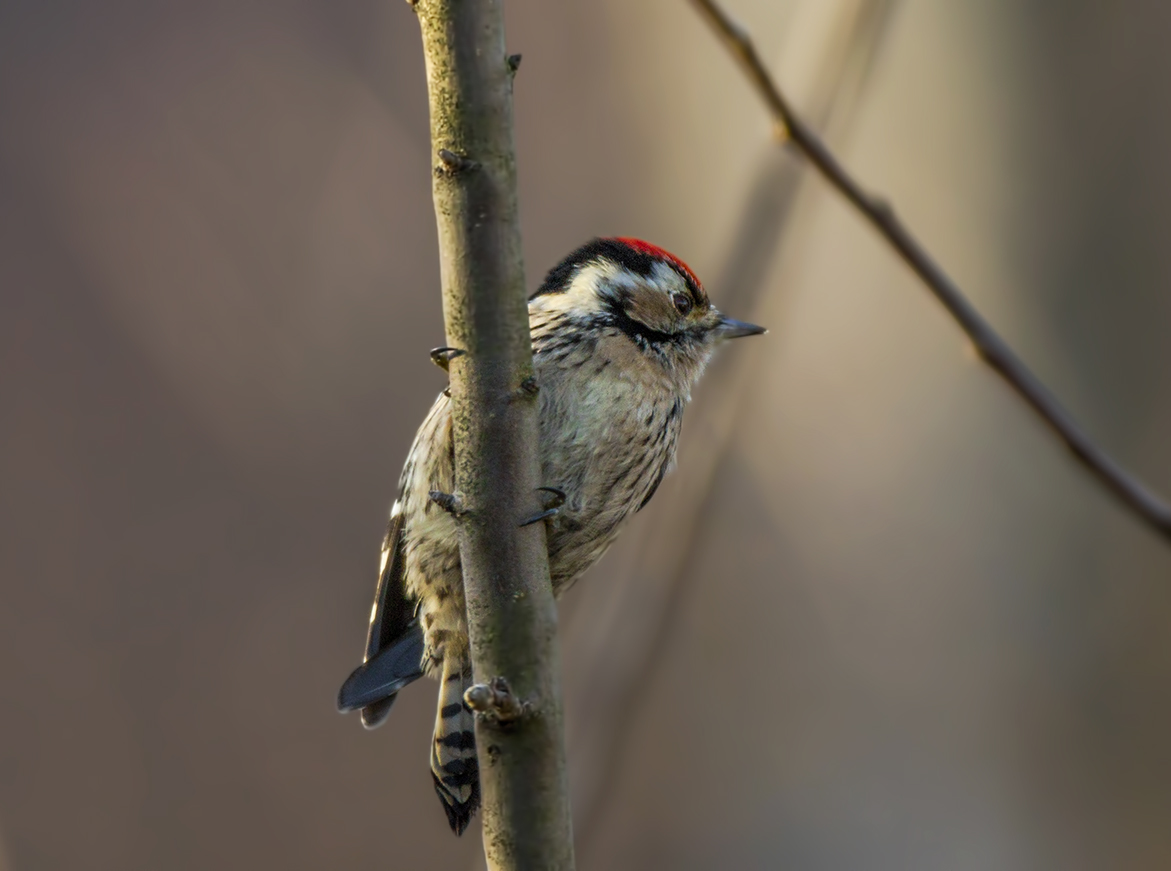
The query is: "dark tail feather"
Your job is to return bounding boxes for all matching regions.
[360,695,396,728]
[338,621,425,726]
[342,505,417,728]
[431,658,480,835]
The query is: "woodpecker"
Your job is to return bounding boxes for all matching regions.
[338,237,765,834]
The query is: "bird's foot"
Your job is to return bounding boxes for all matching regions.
[430,347,466,372]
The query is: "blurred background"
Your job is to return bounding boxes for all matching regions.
[2,0,1170,868]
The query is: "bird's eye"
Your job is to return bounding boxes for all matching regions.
[672,293,693,316]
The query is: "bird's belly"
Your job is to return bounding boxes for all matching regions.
[537,372,680,593]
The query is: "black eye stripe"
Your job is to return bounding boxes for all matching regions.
[602,299,674,347]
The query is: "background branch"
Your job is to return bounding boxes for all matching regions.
[413,1,574,867]
[690,0,1171,543]
[561,0,899,848]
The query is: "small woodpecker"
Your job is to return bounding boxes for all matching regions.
[337,238,765,834]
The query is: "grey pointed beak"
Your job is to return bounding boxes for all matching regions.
[711,315,767,340]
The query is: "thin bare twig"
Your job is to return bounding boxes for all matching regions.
[691,0,1171,542]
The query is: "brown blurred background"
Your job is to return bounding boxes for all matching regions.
[2,1,1170,869]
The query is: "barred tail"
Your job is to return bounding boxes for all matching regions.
[431,658,480,835]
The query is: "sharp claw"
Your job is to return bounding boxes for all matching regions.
[519,486,567,527]
[519,508,558,527]
[430,347,466,372]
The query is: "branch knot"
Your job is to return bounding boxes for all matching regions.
[464,677,530,724]
[436,148,478,175]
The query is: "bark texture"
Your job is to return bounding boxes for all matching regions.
[413,2,575,869]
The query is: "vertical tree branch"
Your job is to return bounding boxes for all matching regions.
[412,1,575,868]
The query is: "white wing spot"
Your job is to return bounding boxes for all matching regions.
[390,499,402,518]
